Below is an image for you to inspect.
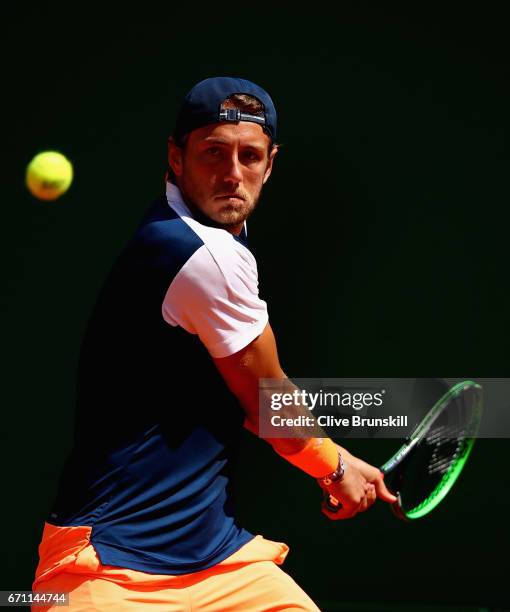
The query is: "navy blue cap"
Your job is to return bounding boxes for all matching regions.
[173,77,277,144]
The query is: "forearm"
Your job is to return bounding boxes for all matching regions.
[243,376,340,476]
[213,324,340,477]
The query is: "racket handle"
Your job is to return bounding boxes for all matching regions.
[323,493,342,513]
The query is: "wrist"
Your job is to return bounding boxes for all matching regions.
[316,450,345,487]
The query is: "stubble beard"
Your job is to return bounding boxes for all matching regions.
[212,197,258,228]
[181,181,262,230]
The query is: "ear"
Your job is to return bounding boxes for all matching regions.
[168,137,184,178]
[262,145,279,185]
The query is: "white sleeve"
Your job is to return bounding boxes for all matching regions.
[162,243,268,358]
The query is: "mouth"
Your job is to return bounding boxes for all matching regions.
[214,194,246,203]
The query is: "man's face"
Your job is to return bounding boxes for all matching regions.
[168,122,277,233]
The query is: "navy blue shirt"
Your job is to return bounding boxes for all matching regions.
[48,184,269,574]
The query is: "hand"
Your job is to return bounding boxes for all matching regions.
[319,447,397,520]
[337,446,397,504]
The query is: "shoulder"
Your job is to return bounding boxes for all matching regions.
[136,199,204,256]
[128,198,206,278]
[132,196,260,292]
[179,224,260,298]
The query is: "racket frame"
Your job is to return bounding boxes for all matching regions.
[324,380,483,521]
[381,379,482,520]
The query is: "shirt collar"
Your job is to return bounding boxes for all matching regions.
[165,181,194,219]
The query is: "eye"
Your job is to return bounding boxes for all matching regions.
[242,150,262,163]
[206,146,222,157]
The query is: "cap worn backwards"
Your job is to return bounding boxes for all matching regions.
[173,77,277,144]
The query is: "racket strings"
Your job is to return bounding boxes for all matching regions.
[425,405,469,475]
[427,440,463,475]
[396,386,481,517]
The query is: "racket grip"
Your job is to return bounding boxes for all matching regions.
[323,493,342,513]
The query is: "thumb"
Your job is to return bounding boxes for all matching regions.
[374,474,398,503]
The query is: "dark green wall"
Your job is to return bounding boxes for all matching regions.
[3,6,509,609]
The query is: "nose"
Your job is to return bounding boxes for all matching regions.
[223,154,243,185]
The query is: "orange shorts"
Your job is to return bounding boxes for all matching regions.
[32,523,320,611]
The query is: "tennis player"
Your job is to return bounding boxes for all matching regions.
[32,77,396,611]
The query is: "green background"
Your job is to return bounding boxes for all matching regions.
[2,5,510,610]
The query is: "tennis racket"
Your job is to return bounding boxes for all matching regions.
[324,380,483,521]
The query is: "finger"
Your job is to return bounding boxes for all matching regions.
[360,483,377,512]
[366,484,377,508]
[374,474,398,503]
[357,494,369,513]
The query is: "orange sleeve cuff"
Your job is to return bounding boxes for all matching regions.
[275,438,339,478]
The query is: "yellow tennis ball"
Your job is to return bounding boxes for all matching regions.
[26,151,74,201]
